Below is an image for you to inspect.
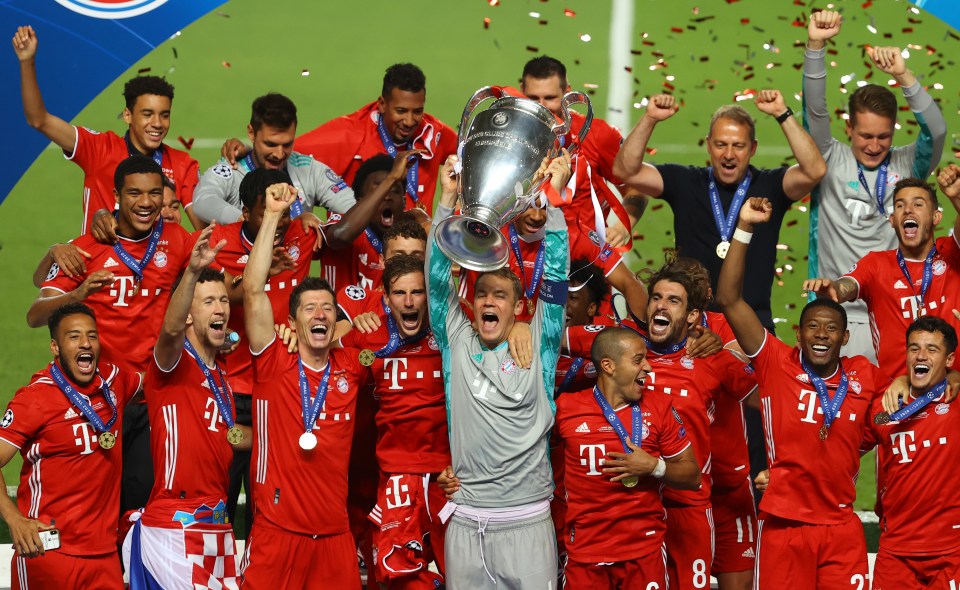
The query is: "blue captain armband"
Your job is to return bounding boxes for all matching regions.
[539,279,568,305]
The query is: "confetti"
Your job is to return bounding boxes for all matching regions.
[137,67,151,74]
[564,8,575,17]
[526,45,540,52]
[488,0,498,5]
[670,27,684,33]
[301,69,310,76]
[177,136,194,150]
[172,47,178,59]
[580,33,592,42]
[222,61,231,68]
[483,17,490,29]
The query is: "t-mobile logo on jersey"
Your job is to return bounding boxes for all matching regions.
[383,358,408,390]
[844,198,887,228]
[579,444,607,476]
[72,422,99,455]
[203,397,225,432]
[385,475,411,509]
[797,389,858,424]
[899,295,947,321]
[107,275,158,307]
[890,430,949,464]
[644,372,689,397]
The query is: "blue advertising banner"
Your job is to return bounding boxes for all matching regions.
[912,0,960,32]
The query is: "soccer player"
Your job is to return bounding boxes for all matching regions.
[12,25,201,233]
[0,303,142,589]
[123,226,250,589]
[555,327,700,589]
[716,197,889,590]
[240,182,367,589]
[340,254,449,589]
[427,151,570,588]
[803,10,946,361]
[192,93,356,227]
[804,176,960,381]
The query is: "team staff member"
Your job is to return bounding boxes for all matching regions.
[0,303,142,590]
[240,182,367,589]
[716,197,888,589]
[803,10,946,361]
[12,25,201,232]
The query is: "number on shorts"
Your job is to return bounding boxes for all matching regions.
[850,574,865,590]
[692,559,707,588]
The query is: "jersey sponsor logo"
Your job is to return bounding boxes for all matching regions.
[427,334,439,351]
[212,162,233,179]
[579,443,607,475]
[575,422,590,433]
[64,408,79,420]
[500,358,518,374]
[287,245,301,262]
[46,263,60,282]
[345,285,366,301]
[337,376,349,393]
[936,403,950,415]
[934,259,947,276]
[54,0,170,19]
[680,356,694,370]
[584,361,597,378]
[651,357,674,366]
[584,324,604,333]
[795,373,811,384]
[153,250,168,268]
[894,279,910,290]
[0,410,12,428]
[103,257,120,269]
[742,547,755,558]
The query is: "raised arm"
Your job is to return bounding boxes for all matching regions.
[425,156,462,350]
[612,94,678,196]
[12,26,76,152]
[243,183,296,351]
[26,272,115,328]
[754,89,827,201]
[803,10,842,153]
[715,197,773,355]
[937,164,960,237]
[801,276,859,304]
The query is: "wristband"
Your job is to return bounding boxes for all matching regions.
[733,228,753,244]
[652,457,667,479]
[775,107,794,125]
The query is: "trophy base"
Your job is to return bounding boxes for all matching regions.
[434,215,510,272]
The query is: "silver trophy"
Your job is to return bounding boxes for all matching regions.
[434,86,593,271]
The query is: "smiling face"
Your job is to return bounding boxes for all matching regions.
[122,94,171,153]
[289,289,338,353]
[474,272,523,349]
[386,271,428,337]
[907,329,954,393]
[706,117,757,186]
[50,313,100,387]
[646,280,699,346]
[890,186,940,255]
[115,172,163,236]
[796,305,849,376]
[361,170,406,235]
[378,88,425,144]
[846,111,895,169]
[513,205,547,236]
[160,186,182,225]
[187,280,230,350]
[606,337,653,403]
[248,123,296,170]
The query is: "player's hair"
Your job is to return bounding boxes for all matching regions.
[907,316,958,355]
[352,154,396,197]
[161,175,176,192]
[196,268,225,286]
[665,256,713,305]
[239,168,294,211]
[892,177,939,210]
[114,155,163,193]
[799,298,848,332]
[848,84,898,126]
[48,302,96,338]
[475,268,523,303]
[569,258,608,308]
[646,257,708,315]
[123,75,174,109]
[708,105,756,143]
[384,215,427,246]
[381,63,426,97]
[289,277,337,317]
[522,55,568,88]
[382,254,425,295]
[250,93,298,132]
[590,327,643,368]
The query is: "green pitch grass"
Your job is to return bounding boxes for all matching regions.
[1,0,957,526]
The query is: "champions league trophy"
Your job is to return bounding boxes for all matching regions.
[433,86,593,271]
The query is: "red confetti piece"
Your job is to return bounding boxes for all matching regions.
[663,82,675,91]
[787,219,798,227]
[670,27,683,33]
[564,8,575,17]
[862,0,872,7]
[630,49,643,55]
[177,136,194,150]
[624,66,633,73]
[488,0,498,5]
[740,18,750,24]
[221,61,231,68]
[792,19,804,27]
[483,17,490,29]
[902,27,914,33]
[137,67,151,74]
[526,45,539,52]
[651,203,664,211]
[642,40,655,46]
[538,19,548,25]
[646,147,658,155]
[726,0,740,3]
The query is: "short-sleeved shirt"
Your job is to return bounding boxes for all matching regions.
[555,388,689,563]
[294,102,458,213]
[211,220,316,394]
[655,164,792,328]
[861,391,960,556]
[843,235,960,380]
[66,127,199,235]
[41,222,194,372]
[340,323,449,473]
[336,284,383,323]
[0,364,141,555]
[320,214,384,291]
[748,333,887,524]
[250,338,367,535]
[144,347,236,504]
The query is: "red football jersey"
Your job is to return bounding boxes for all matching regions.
[844,235,960,380]
[749,333,887,524]
[144,349,237,504]
[211,220,315,394]
[0,363,140,555]
[704,311,737,347]
[554,355,599,397]
[320,214,384,291]
[41,222,193,373]
[340,323,449,473]
[703,311,750,487]
[861,392,960,555]
[294,102,458,213]
[336,284,383,323]
[562,113,625,233]
[250,338,367,535]
[68,127,199,235]
[555,387,690,563]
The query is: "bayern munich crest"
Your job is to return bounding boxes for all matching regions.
[849,380,862,394]
[680,356,694,370]
[427,335,439,351]
[54,0,171,20]
[153,251,168,268]
[337,376,349,393]
[287,245,301,262]
[933,259,947,276]
[500,358,518,374]
[641,423,650,440]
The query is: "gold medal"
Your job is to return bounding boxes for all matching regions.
[131,279,141,297]
[527,298,535,315]
[621,475,639,488]
[819,425,829,441]
[226,426,244,446]
[874,412,891,426]
[716,241,730,259]
[98,432,116,450]
[358,349,376,367]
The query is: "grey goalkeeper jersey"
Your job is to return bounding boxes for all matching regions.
[192,151,357,223]
[803,45,946,322]
[427,204,569,509]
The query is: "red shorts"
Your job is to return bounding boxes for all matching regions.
[563,546,667,590]
[755,512,867,590]
[12,551,122,590]
[665,502,714,590]
[873,546,960,590]
[368,472,446,589]
[711,478,757,574]
[240,519,361,590]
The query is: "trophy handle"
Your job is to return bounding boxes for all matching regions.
[458,86,504,147]
[558,91,594,154]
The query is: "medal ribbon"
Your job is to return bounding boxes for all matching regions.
[508,224,547,303]
[857,154,891,217]
[640,333,687,357]
[124,131,163,167]
[49,363,117,433]
[592,386,642,453]
[891,379,948,422]
[297,358,331,434]
[376,113,419,203]
[555,357,586,396]
[800,355,849,431]
[242,153,302,217]
[112,215,164,283]
[896,245,938,310]
[376,304,430,358]
[183,339,235,428]
[707,168,752,245]
[364,228,383,255]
